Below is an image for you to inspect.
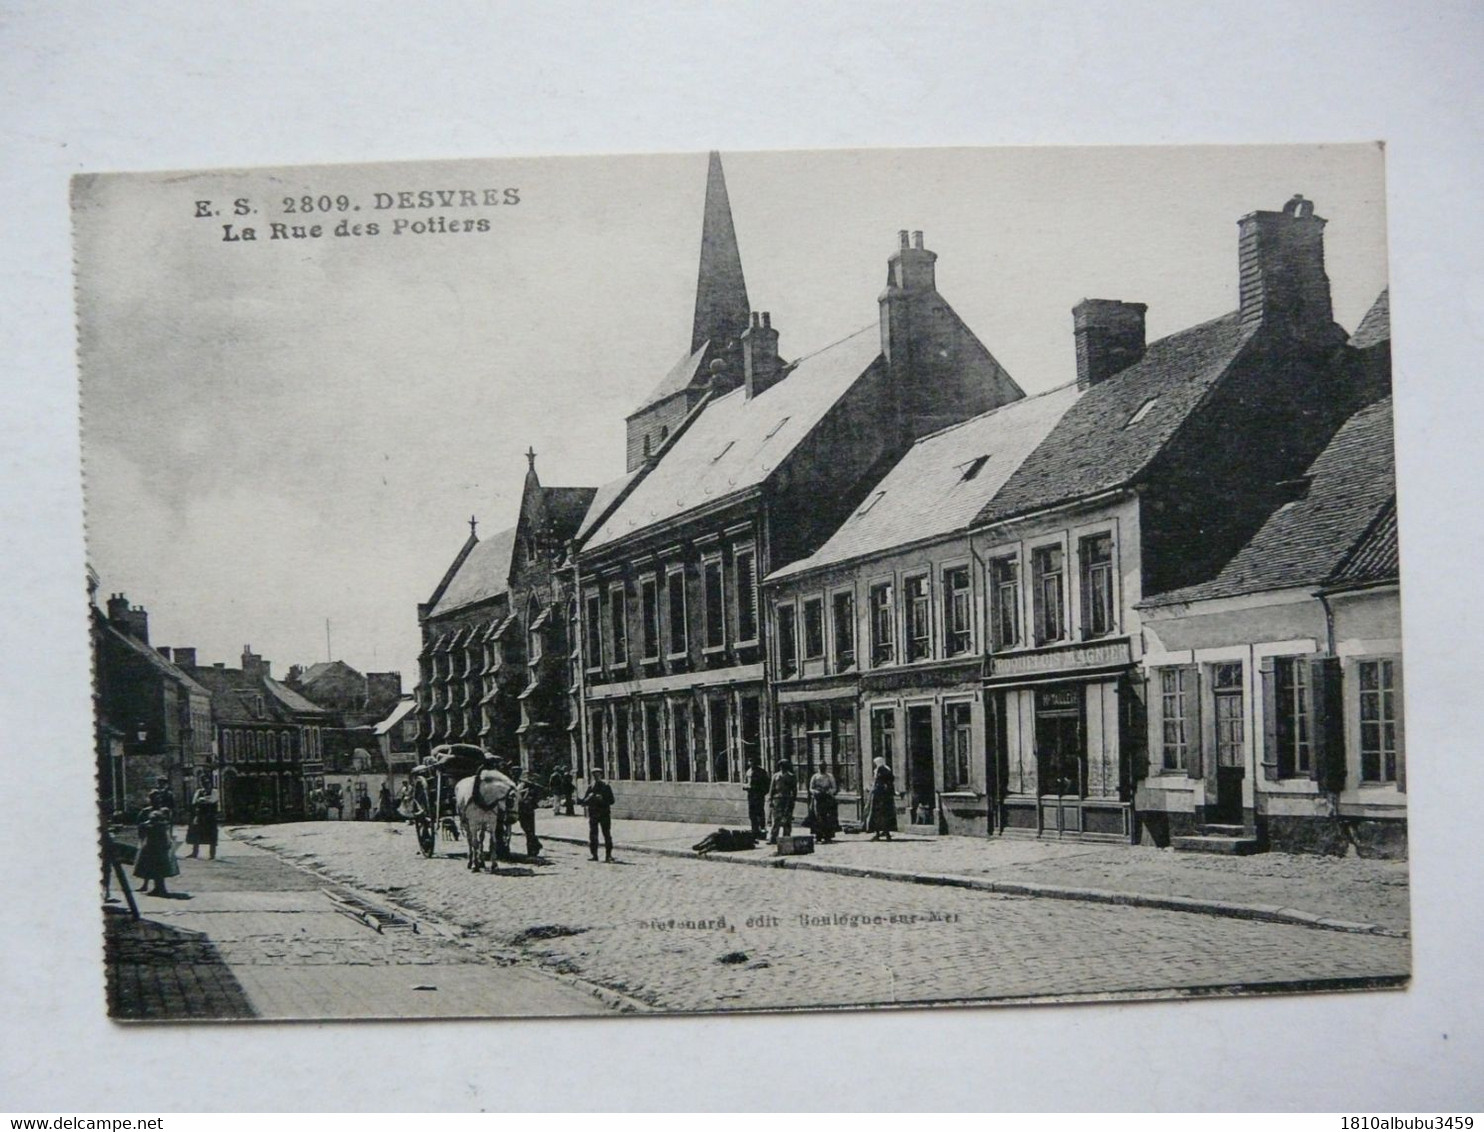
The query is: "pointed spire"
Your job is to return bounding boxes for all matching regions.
[525,445,537,471]
[691,151,750,356]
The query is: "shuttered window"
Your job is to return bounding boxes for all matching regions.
[870,582,894,665]
[703,558,726,650]
[666,568,687,656]
[734,547,758,644]
[832,590,856,671]
[990,556,1021,651]
[1157,666,1195,772]
[639,576,660,660]
[1032,545,1065,645]
[777,603,798,678]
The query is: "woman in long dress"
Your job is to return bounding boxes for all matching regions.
[186,778,219,859]
[865,757,898,841]
[807,768,840,843]
[133,791,180,896]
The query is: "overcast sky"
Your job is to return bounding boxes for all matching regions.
[75,144,1388,687]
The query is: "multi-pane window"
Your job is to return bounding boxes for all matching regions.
[1159,667,1190,771]
[734,546,758,644]
[703,558,726,650]
[1359,659,1398,783]
[1079,533,1116,639]
[777,603,799,678]
[1274,657,1313,777]
[871,706,896,767]
[990,556,1021,651]
[943,566,972,656]
[803,597,825,660]
[640,575,660,660]
[905,575,931,661]
[832,590,856,671]
[666,568,687,656]
[644,701,663,780]
[1032,545,1065,645]
[614,703,632,780]
[1213,662,1244,768]
[608,584,627,667]
[944,701,972,790]
[870,582,895,665]
[589,708,607,777]
[707,697,730,782]
[672,699,692,781]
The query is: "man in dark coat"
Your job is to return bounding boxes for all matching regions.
[744,759,770,838]
[768,758,798,845]
[578,767,615,862]
[513,770,545,857]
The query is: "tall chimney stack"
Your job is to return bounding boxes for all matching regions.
[1238,195,1334,337]
[742,311,783,398]
[1073,299,1148,389]
[173,647,197,668]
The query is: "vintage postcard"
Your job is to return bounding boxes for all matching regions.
[76,144,1407,1021]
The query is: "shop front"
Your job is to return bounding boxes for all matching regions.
[987,639,1140,842]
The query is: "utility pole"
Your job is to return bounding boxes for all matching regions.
[326,618,332,662]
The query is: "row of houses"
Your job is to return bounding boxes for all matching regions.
[414,154,1402,857]
[91,577,417,823]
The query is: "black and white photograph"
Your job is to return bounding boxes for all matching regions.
[76,143,1409,1021]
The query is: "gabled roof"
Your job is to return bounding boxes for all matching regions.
[770,382,1083,582]
[1350,288,1390,350]
[181,664,276,724]
[428,526,518,617]
[265,678,331,716]
[974,313,1257,527]
[584,325,884,552]
[101,622,212,698]
[1144,396,1396,606]
[541,486,600,541]
[629,343,708,418]
[298,659,361,690]
[372,696,417,735]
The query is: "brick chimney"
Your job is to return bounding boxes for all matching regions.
[241,646,269,680]
[879,230,940,435]
[156,646,172,662]
[1238,195,1334,337]
[742,311,783,398]
[173,647,197,668]
[1073,299,1147,389]
[106,593,149,644]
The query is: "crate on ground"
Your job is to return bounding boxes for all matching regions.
[775,834,814,856]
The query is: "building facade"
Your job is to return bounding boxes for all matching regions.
[414,454,595,783]
[91,587,214,818]
[573,154,1024,824]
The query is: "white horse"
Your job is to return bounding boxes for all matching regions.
[456,768,515,873]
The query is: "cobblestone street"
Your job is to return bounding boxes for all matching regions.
[245,821,1410,1015]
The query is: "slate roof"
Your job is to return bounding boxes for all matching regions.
[266,677,331,716]
[629,344,708,417]
[574,467,644,543]
[428,526,518,617]
[584,325,884,552]
[103,623,212,698]
[1350,288,1390,350]
[770,382,1084,582]
[1143,396,1396,605]
[1327,498,1399,589]
[974,313,1257,527]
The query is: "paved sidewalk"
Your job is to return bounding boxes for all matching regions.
[104,833,613,1020]
[535,812,1410,935]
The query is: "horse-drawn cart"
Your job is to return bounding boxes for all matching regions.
[408,743,512,860]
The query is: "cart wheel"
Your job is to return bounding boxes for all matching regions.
[414,814,435,857]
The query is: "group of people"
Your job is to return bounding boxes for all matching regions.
[129,774,221,898]
[744,756,899,844]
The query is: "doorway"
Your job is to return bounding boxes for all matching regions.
[1035,686,1085,835]
[1211,662,1245,825]
[906,705,935,826]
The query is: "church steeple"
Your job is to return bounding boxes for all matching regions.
[690,151,750,356]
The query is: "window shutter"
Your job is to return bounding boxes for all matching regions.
[1394,657,1406,794]
[1309,656,1346,793]
[1143,671,1160,780]
[1185,664,1203,781]
[1259,656,1280,781]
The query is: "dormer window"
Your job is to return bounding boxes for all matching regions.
[1126,398,1158,427]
